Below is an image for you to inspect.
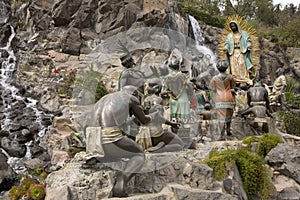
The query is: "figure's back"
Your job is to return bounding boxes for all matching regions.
[95,92,131,127]
[247,86,268,105]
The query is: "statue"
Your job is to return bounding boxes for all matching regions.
[237,82,273,133]
[88,85,153,197]
[142,78,184,153]
[209,61,236,140]
[118,54,145,95]
[163,49,194,126]
[220,15,259,86]
[269,68,287,110]
[247,82,270,110]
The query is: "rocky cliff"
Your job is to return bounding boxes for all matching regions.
[0,0,299,199]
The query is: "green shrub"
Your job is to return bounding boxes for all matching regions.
[178,3,225,28]
[279,111,300,136]
[203,148,274,199]
[285,78,300,108]
[8,177,46,200]
[27,184,46,200]
[72,65,108,102]
[242,136,259,146]
[243,133,281,157]
[257,133,281,157]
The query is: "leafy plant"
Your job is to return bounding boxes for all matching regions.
[243,133,282,157]
[9,186,23,200]
[279,111,300,136]
[285,78,300,108]
[203,148,275,199]
[73,64,108,102]
[9,175,47,200]
[27,184,46,200]
[257,133,281,157]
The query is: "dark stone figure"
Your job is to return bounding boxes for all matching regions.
[143,78,183,153]
[239,82,273,133]
[90,86,153,197]
[247,82,270,110]
[118,55,145,96]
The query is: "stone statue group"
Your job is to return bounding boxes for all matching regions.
[84,19,287,198]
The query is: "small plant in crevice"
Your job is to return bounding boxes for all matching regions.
[8,168,49,200]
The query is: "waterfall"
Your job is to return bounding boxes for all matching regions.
[188,15,217,71]
[189,15,205,46]
[0,25,50,174]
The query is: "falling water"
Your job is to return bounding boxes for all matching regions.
[188,15,217,67]
[0,25,49,174]
[189,15,205,46]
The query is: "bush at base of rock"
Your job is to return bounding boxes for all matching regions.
[279,111,300,137]
[203,148,275,200]
[243,133,282,157]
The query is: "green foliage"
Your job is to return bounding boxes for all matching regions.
[257,133,281,157]
[243,133,281,157]
[285,78,300,108]
[9,171,48,200]
[242,136,259,146]
[177,2,226,28]
[203,148,274,199]
[58,73,76,98]
[67,146,86,158]
[9,177,46,200]
[9,186,23,200]
[73,65,108,102]
[27,184,46,200]
[279,111,300,136]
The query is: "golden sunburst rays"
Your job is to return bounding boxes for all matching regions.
[218,15,260,73]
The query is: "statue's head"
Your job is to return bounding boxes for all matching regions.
[229,21,238,32]
[147,78,162,95]
[216,60,228,72]
[275,68,284,76]
[168,48,182,71]
[120,55,135,69]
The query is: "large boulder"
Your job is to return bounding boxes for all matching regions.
[266,144,300,185]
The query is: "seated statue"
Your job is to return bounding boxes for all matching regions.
[269,68,287,110]
[88,85,154,197]
[239,82,273,133]
[247,81,270,110]
[142,78,184,153]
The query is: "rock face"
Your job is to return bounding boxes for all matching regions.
[0,0,299,199]
[45,151,238,200]
[266,144,300,185]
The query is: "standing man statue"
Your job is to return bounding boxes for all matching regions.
[88,85,154,197]
[209,61,236,140]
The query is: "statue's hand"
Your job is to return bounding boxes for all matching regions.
[150,66,159,77]
[170,122,180,130]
